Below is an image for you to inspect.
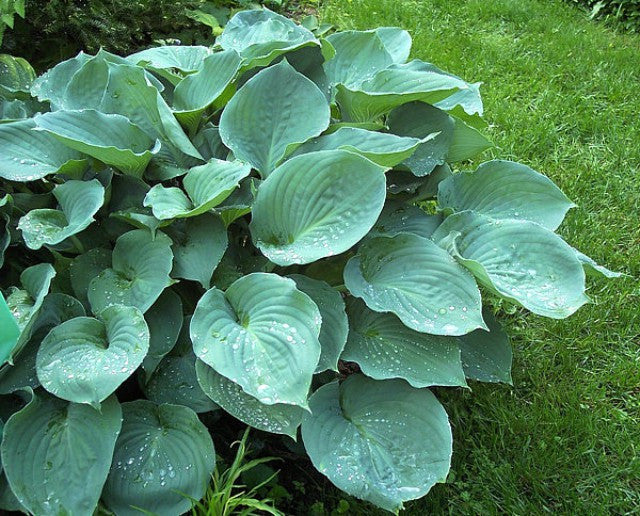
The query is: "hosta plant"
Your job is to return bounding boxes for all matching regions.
[0,8,618,515]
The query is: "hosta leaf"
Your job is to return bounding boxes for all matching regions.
[88,229,173,313]
[433,211,588,318]
[144,159,251,220]
[173,50,242,130]
[127,45,211,82]
[214,177,257,226]
[102,400,215,516]
[343,233,485,336]
[435,81,484,127]
[36,304,150,406]
[458,309,512,383]
[343,299,467,387]
[0,294,20,366]
[374,27,412,63]
[0,119,86,182]
[437,160,574,230]
[196,360,303,439]
[219,9,321,69]
[143,349,216,413]
[370,201,443,239]
[5,263,56,359]
[0,54,35,99]
[323,31,393,89]
[289,274,348,372]
[219,59,330,176]
[290,127,434,167]
[387,102,454,177]
[575,249,622,278]
[31,51,92,108]
[191,273,321,407]
[302,375,452,513]
[18,179,105,250]
[250,150,386,266]
[0,293,85,394]
[1,390,121,516]
[142,291,183,381]
[168,213,228,289]
[336,60,470,122]
[193,124,228,161]
[69,248,112,310]
[446,117,492,162]
[34,110,160,177]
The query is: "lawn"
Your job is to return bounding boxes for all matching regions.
[317,0,640,513]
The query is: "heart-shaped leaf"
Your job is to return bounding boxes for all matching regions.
[18,179,105,250]
[369,201,443,239]
[250,150,386,265]
[344,233,485,335]
[433,211,589,318]
[191,273,321,407]
[36,304,150,407]
[302,375,452,513]
[69,247,112,310]
[34,110,160,178]
[1,390,121,516]
[374,27,412,64]
[288,274,348,373]
[102,400,215,516]
[168,213,228,289]
[196,360,303,439]
[142,291,183,381]
[437,160,575,230]
[88,229,173,313]
[144,159,251,220]
[343,298,467,387]
[0,119,86,182]
[219,59,330,176]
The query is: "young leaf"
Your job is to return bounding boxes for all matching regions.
[88,229,173,313]
[302,375,452,513]
[102,400,216,516]
[190,273,321,407]
[250,150,386,266]
[344,233,486,336]
[196,360,303,439]
[18,179,105,250]
[1,390,122,516]
[219,59,330,176]
[36,304,150,407]
[343,298,467,387]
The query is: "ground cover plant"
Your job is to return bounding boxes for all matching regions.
[0,6,620,515]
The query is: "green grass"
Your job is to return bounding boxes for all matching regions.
[317,0,640,513]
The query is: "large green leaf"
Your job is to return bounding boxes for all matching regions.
[18,179,105,250]
[218,8,321,69]
[219,59,330,176]
[458,309,512,384]
[343,298,467,387]
[168,213,228,289]
[127,45,210,83]
[173,49,242,130]
[302,375,452,512]
[0,294,20,367]
[31,51,92,108]
[369,201,443,240]
[335,60,470,122]
[288,274,348,373]
[437,160,575,230]
[142,290,183,381]
[0,54,35,99]
[34,110,160,177]
[190,273,321,407]
[374,27,412,64]
[0,293,85,394]
[387,102,454,177]
[1,390,121,516]
[4,263,56,359]
[36,304,150,407]
[88,229,173,313]
[323,31,393,89]
[446,116,492,162]
[102,400,215,516]
[344,233,485,336]
[69,247,112,310]
[433,211,589,318]
[143,159,251,220]
[290,127,434,168]
[196,360,303,439]
[0,119,87,182]
[250,150,386,266]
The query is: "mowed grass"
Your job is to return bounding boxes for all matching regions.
[318,0,640,514]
